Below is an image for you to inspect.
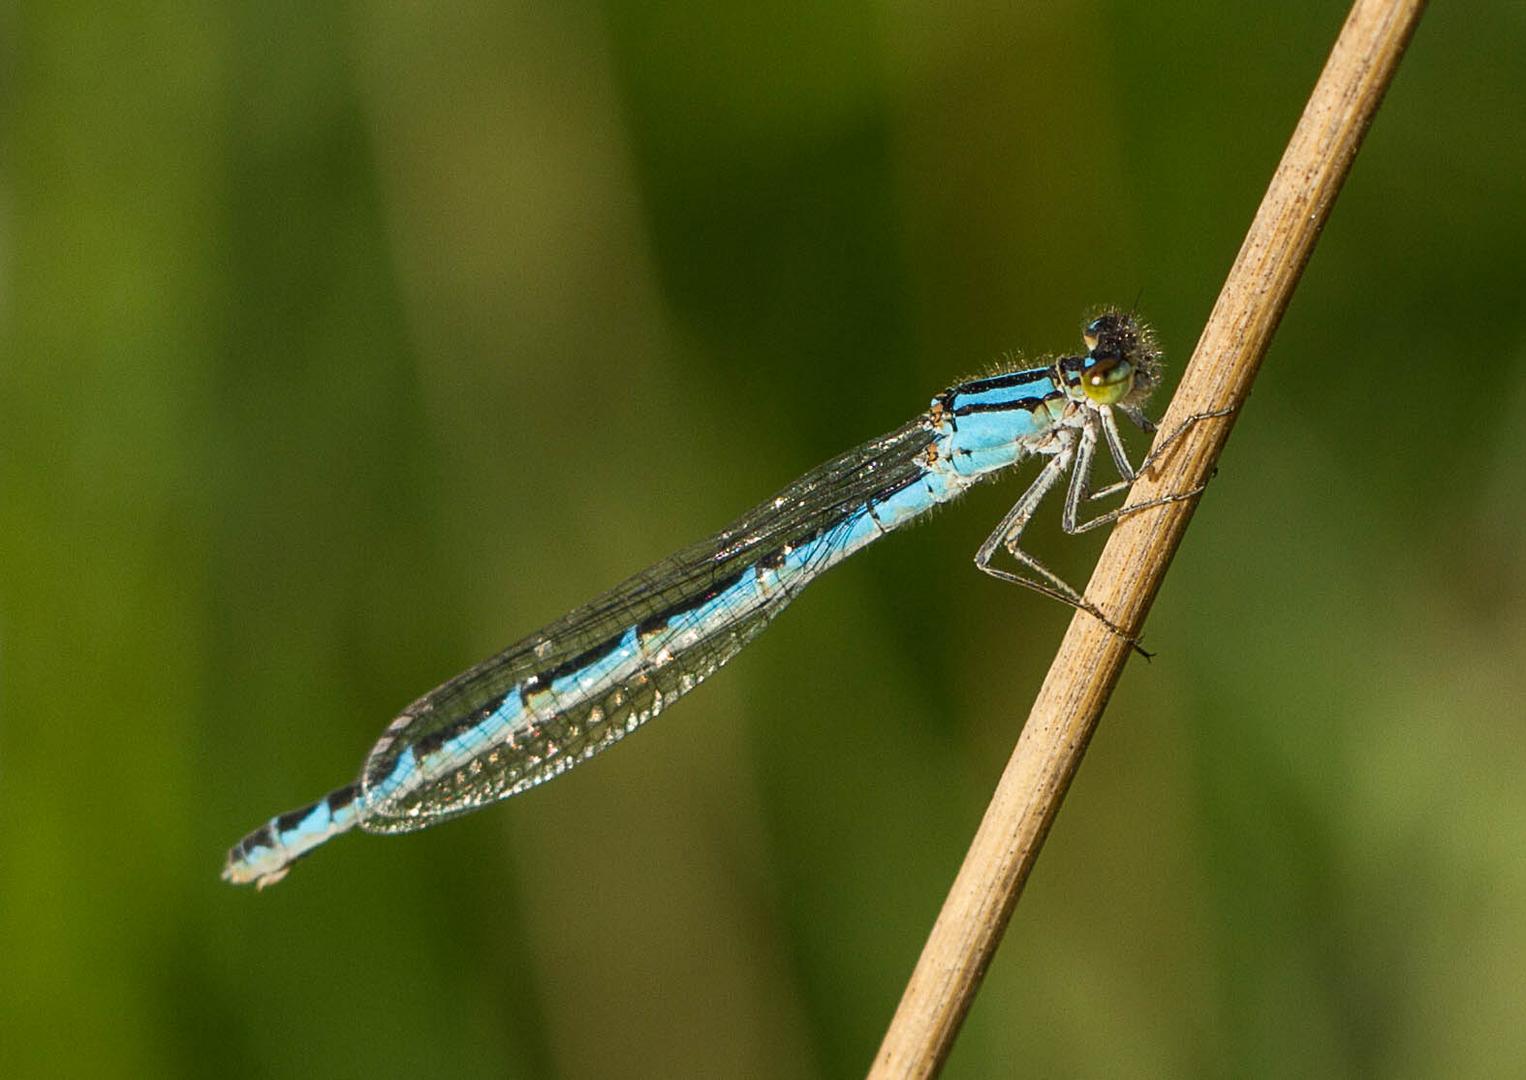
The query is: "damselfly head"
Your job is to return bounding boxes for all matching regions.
[1079,310,1161,407]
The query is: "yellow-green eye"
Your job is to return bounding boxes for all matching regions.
[1081,356,1134,405]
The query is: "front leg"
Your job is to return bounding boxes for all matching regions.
[1134,406,1236,478]
[1085,406,1143,503]
[1081,403,1239,517]
[1069,405,1237,533]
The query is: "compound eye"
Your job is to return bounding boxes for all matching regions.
[1081,354,1134,405]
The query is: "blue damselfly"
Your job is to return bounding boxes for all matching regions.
[225,310,1204,887]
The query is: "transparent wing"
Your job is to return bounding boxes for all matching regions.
[358,415,937,832]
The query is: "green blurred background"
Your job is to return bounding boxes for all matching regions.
[4,2,1523,1077]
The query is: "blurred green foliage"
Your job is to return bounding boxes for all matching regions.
[3,3,1523,1077]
